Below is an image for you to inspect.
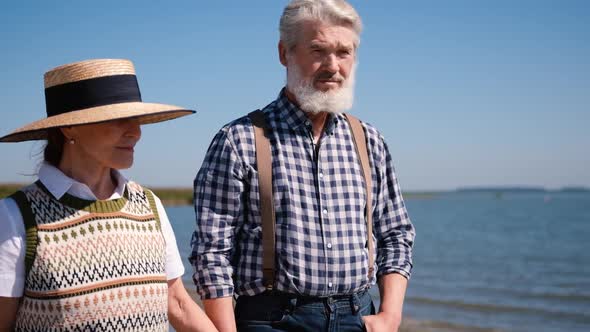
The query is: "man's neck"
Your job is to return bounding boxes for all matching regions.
[306,112,329,144]
[284,88,330,144]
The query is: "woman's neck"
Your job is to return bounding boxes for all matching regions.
[58,154,116,200]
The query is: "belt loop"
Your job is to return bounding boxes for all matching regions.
[326,296,334,313]
[351,292,361,314]
[288,297,297,312]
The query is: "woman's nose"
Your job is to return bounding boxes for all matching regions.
[123,119,141,138]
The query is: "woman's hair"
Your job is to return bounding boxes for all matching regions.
[279,0,362,51]
[43,128,65,167]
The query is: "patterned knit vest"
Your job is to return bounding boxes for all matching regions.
[10,180,168,331]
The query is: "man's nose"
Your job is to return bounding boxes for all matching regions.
[322,53,339,73]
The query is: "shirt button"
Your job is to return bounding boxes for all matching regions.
[328,282,333,288]
[322,209,328,215]
[327,243,332,249]
[319,172,324,179]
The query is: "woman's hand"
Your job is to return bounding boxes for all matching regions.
[0,296,20,331]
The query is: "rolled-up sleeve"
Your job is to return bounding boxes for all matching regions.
[373,137,415,279]
[190,129,246,299]
[153,195,185,281]
[0,197,26,297]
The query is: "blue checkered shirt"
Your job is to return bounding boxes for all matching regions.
[190,89,415,299]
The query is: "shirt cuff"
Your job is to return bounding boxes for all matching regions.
[377,263,413,280]
[197,285,234,299]
[196,283,234,300]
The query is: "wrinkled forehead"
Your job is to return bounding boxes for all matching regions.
[296,20,359,49]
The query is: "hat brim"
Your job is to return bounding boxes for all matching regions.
[0,102,195,142]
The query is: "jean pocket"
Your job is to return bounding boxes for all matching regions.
[358,314,367,331]
[357,296,375,331]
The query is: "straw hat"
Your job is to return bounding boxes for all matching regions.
[0,59,195,142]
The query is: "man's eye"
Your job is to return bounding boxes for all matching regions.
[338,50,352,57]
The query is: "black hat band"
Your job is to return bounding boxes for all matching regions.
[44,74,142,117]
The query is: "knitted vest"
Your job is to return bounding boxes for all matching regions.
[10,180,168,332]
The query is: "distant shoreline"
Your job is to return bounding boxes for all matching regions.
[3,183,588,207]
[3,183,586,204]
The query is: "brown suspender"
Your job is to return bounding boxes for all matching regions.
[343,113,375,278]
[248,110,277,289]
[248,110,374,290]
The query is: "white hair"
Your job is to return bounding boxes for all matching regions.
[286,56,357,114]
[279,0,363,50]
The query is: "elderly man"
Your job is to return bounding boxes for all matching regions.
[191,1,415,331]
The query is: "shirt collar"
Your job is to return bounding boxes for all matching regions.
[38,162,128,200]
[272,88,341,132]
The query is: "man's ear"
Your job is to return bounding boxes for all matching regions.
[278,40,288,67]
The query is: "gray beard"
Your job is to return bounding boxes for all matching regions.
[286,62,356,114]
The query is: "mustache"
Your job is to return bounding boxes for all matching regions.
[314,71,345,82]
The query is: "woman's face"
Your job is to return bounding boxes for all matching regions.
[61,118,141,170]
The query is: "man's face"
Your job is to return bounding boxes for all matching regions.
[287,22,357,92]
[281,21,358,113]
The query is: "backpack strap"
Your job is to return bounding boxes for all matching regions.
[9,183,40,281]
[248,110,276,290]
[343,114,375,279]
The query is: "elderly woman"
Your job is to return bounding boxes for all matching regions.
[0,59,217,331]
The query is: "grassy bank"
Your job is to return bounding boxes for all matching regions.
[147,188,440,205]
[0,184,438,204]
[0,184,24,199]
[0,183,194,204]
[151,188,438,205]
[149,187,194,206]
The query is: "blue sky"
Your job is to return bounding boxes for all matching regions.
[0,1,588,191]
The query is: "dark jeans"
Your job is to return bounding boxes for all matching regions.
[234,289,375,332]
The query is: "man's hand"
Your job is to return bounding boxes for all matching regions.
[362,311,401,332]
[167,278,218,332]
[363,273,408,332]
[203,297,236,332]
